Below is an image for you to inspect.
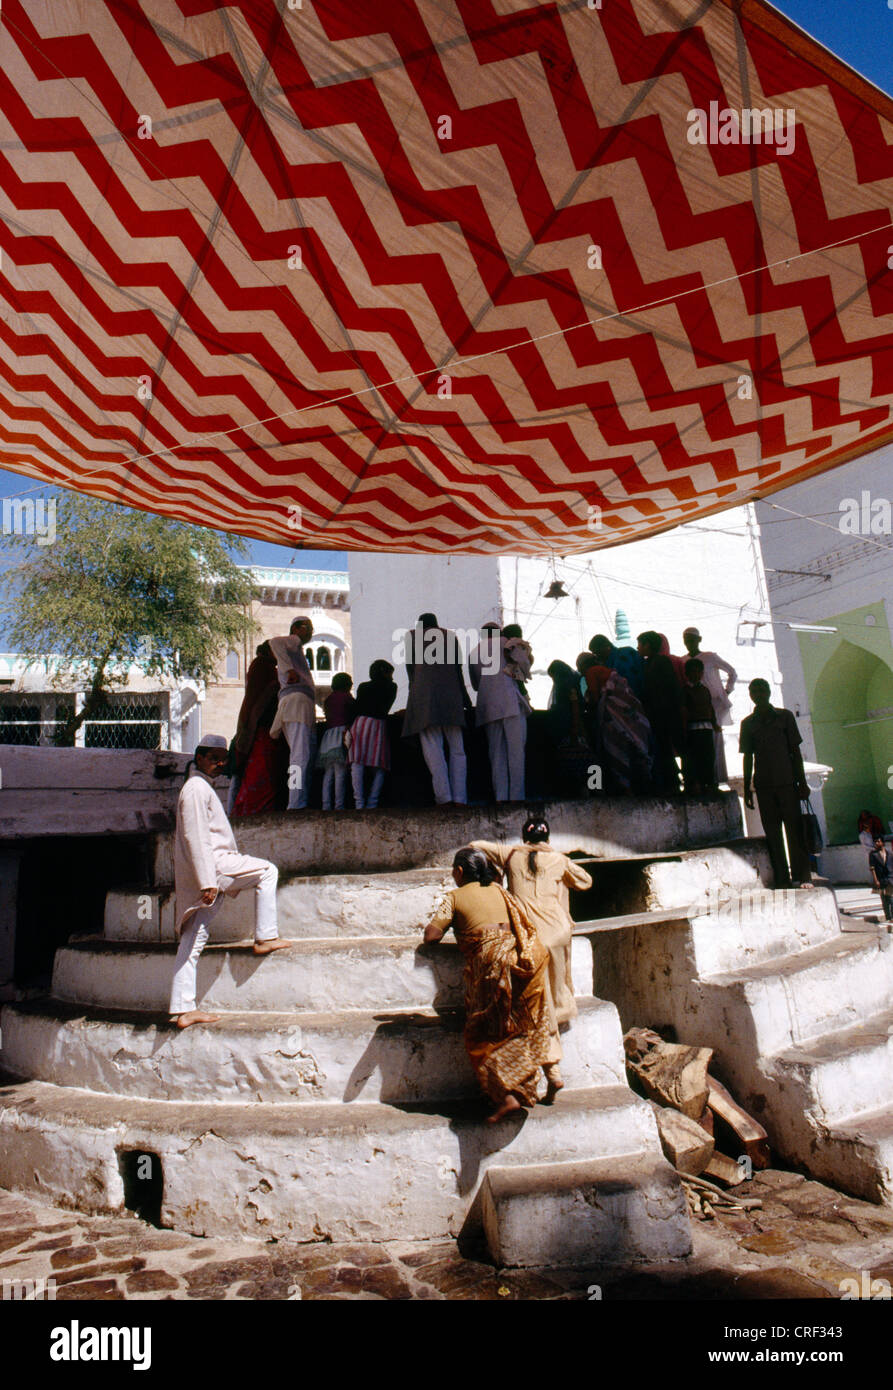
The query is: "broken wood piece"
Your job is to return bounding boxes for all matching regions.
[707,1076,771,1169]
[703,1152,748,1187]
[655,1106,715,1175]
[622,1026,663,1059]
[626,1040,713,1119]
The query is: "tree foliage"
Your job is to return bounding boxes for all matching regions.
[0,490,256,738]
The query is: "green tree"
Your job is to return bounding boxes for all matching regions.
[0,490,256,744]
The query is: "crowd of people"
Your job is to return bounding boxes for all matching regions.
[173,620,819,1112]
[226,612,743,814]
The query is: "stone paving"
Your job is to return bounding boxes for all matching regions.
[2,1169,893,1300]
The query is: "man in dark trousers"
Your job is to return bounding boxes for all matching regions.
[739,678,813,888]
[637,630,683,794]
[402,613,472,805]
[869,834,893,922]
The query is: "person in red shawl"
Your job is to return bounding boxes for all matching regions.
[230,641,287,817]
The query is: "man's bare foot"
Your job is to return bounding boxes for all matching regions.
[252,939,295,955]
[487,1094,523,1124]
[171,1011,219,1030]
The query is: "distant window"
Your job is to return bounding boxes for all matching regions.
[306,648,314,670]
[316,645,331,671]
[225,649,239,679]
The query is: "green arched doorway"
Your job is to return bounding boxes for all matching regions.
[811,641,893,844]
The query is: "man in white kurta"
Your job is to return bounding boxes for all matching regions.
[170,736,291,1028]
[270,618,317,811]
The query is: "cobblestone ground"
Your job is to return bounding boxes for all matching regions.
[2,1170,893,1300]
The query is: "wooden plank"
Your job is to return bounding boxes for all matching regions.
[572,907,694,935]
[702,1153,747,1187]
[570,853,684,867]
[707,1076,771,1169]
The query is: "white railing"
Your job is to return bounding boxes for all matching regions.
[246,566,349,590]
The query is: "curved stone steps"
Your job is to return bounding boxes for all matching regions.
[0,996,624,1105]
[0,1071,664,1243]
[148,795,744,881]
[700,931,893,1055]
[104,867,454,944]
[51,936,597,1015]
[108,838,773,946]
[764,1005,893,1130]
[686,887,842,976]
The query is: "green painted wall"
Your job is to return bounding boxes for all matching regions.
[797,602,893,844]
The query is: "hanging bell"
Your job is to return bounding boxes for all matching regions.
[544,579,569,599]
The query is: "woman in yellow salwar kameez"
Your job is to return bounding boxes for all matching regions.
[423,847,562,1123]
[471,815,592,1025]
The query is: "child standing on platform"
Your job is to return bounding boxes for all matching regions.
[318,673,356,810]
[348,660,397,809]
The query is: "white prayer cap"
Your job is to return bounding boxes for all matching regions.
[196,734,228,751]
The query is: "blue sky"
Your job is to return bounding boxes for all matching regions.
[769,1,893,98]
[0,1,888,574]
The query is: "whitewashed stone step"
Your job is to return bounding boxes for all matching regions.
[765,1006,893,1130]
[481,1153,691,1267]
[820,1104,893,1205]
[104,868,454,944]
[148,795,744,882]
[686,887,841,975]
[577,888,841,972]
[0,1074,663,1243]
[107,840,771,946]
[602,839,771,914]
[701,932,893,1055]
[0,996,624,1105]
[52,937,595,1015]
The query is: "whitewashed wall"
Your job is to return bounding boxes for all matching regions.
[498,505,781,777]
[348,554,501,705]
[349,507,780,785]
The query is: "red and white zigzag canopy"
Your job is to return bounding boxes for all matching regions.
[2,0,893,554]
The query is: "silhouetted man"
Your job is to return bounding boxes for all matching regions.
[739,679,812,888]
[637,630,683,795]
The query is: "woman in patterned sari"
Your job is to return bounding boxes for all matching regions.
[583,662,653,795]
[423,847,561,1122]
